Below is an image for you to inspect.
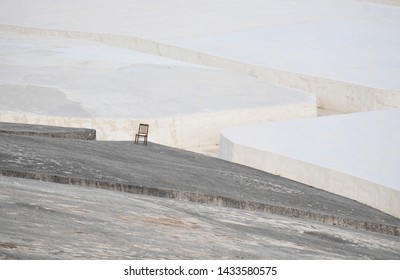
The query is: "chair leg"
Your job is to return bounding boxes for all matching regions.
[135,134,148,145]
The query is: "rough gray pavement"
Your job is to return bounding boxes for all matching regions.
[1,176,400,260]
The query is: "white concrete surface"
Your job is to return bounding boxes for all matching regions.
[0,31,316,146]
[1,0,399,112]
[220,109,400,218]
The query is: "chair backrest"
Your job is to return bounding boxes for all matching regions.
[138,124,149,135]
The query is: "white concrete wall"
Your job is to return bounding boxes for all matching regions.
[220,137,400,219]
[0,101,315,148]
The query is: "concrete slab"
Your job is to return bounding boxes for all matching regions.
[0,31,316,147]
[219,109,400,219]
[1,176,400,260]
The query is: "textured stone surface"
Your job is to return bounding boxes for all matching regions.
[0,122,96,140]
[1,176,400,260]
[1,134,399,234]
[1,132,400,259]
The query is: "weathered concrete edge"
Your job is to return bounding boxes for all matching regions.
[1,169,399,237]
[0,104,315,145]
[0,122,96,140]
[0,130,96,140]
[361,0,400,6]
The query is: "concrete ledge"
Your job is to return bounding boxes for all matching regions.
[1,169,399,237]
[362,0,400,6]
[0,102,315,146]
[0,122,96,140]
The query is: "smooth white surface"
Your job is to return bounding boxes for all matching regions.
[0,33,313,119]
[1,0,399,112]
[220,109,400,218]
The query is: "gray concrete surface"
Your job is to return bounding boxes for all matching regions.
[1,176,400,260]
[0,129,399,259]
[1,133,399,231]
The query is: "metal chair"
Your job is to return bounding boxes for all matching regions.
[134,124,149,145]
